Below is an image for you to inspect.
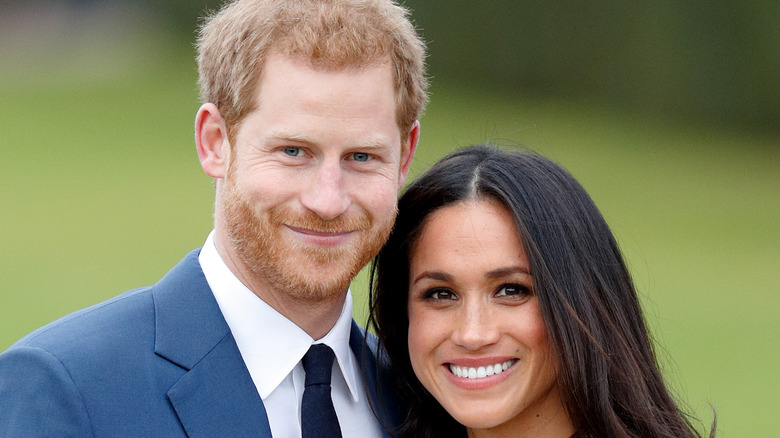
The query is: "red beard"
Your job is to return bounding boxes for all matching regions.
[221,178,394,302]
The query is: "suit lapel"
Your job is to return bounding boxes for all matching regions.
[153,250,271,437]
[167,333,272,437]
[350,322,403,438]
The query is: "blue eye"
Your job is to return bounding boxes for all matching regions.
[284,147,303,157]
[352,152,370,162]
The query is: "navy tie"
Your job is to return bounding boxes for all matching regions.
[301,344,342,438]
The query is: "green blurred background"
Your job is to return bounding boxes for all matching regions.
[1,1,777,435]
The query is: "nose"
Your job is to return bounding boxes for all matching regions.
[451,299,500,351]
[299,160,352,220]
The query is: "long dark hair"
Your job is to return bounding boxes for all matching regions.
[368,144,710,437]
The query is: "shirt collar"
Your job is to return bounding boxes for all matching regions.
[198,231,362,402]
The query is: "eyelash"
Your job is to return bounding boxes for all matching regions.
[422,288,457,301]
[495,283,532,298]
[420,283,532,302]
[281,148,374,164]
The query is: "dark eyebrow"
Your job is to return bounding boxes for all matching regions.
[411,271,453,285]
[484,266,532,280]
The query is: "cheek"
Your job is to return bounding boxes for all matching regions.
[406,305,445,378]
[525,319,550,350]
[406,306,428,363]
[504,304,554,357]
[516,301,550,345]
[517,309,557,374]
[532,311,552,351]
[233,173,286,206]
[351,177,400,212]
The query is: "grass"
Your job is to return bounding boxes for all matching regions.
[1,39,777,436]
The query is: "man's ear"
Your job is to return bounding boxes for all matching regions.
[398,120,420,188]
[195,103,230,179]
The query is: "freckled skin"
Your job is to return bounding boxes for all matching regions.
[407,200,574,437]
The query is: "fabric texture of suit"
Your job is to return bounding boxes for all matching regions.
[0,249,400,437]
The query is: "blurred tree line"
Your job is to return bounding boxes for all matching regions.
[75,0,780,131]
[406,1,779,132]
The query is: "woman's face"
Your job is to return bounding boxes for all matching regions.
[407,200,571,435]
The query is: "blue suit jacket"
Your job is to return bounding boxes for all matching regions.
[0,250,400,437]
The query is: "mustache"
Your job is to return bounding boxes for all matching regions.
[271,208,372,233]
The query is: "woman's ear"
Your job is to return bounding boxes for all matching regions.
[195,103,229,179]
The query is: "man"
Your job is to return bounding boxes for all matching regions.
[0,0,427,436]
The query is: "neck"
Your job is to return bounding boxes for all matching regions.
[213,229,347,340]
[279,294,347,341]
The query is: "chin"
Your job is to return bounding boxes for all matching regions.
[452,412,508,431]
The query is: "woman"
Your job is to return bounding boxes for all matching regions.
[368,144,711,437]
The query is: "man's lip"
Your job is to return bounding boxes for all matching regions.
[285,225,356,246]
[286,225,353,237]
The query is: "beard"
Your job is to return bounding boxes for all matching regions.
[221,178,394,302]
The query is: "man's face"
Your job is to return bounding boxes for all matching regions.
[217,54,415,303]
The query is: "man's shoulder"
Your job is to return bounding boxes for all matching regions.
[8,286,156,359]
[6,248,205,361]
[0,249,214,436]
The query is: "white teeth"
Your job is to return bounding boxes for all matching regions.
[448,360,517,379]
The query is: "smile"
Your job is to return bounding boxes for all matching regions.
[286,225,355,245]
[448,359,517,379]
[287,225,353,236]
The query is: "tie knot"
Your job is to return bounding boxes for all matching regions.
[302,344,335,387]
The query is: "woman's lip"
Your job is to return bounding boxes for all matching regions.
[443,358,518,389]
[445,356,516,367]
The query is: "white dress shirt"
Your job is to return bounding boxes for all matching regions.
[199,231,383,438]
